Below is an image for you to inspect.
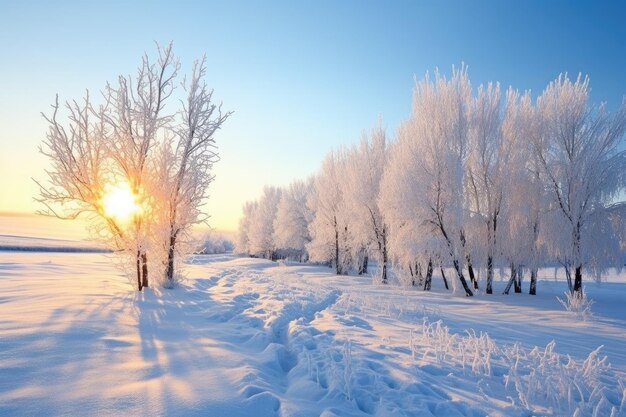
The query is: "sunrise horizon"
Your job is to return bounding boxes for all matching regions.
[3,1,626,236]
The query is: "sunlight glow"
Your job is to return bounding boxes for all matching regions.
[102,182,141,222]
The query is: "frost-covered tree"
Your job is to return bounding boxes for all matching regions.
[37,44,179,290]
[533,74,626,296]
[36,44,230,291]
[465,82,506,294]
[36,93,107,220]
[195,232,235,254]
[154,57,231,286]
[236,200,258,255]
[343,122,389,282]
[380,137,428,288]
[273,178,313,261]
[234,67,626,299]
[249,186,282,260]
[307,150,351,274]
[498,90,547,295]
[104,43,180,290]
[380,67,474,296]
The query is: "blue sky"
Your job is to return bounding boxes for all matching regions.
[1,0,625,231]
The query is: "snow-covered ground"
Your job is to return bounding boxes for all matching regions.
[1,250,625,416]
[0,234,107,252]
[0,215,104,252]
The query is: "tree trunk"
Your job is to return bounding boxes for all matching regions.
[453,259,473,296]
[439,224,471,295]
[341,225,350,275]
[440,267,449,290]
[461,229,477,290]
[514,265,522,293]
[486,255,494,294]
[503,276,514,295]
[503,263,517,295]
[572,223,583,297]
[380,261,387,285]
[564,265,573,293]
[358,251,368,275]
[380,228,387,284]
[488,213,498,294]
[573,265,583,297]
[334,216,340,275]
[529,268,537,295]
[467,257,478,290]
[416,262,423,287]
[141,251,148,288]
[166,234,176,283]
[423,259,433,291]
[136,250,143,291]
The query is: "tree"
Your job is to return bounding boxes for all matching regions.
[380,67,474,296]
[307,150,351,274]
[533,74,626,297]
[273,178,314,261]
[155,56,231,286]
[499,90,546,295]
[343,121,390,283]
[36,91,155,290]
[236,200,258,255]
[102,43,179,290]
[36,43,229,291]
[249,186,282,260]
[36,93,113,235]
[234,67,626,299]
[465,82,506,294]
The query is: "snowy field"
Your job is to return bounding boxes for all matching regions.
[0,215,104,252]
[1,251,626,416]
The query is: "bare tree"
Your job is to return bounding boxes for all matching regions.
[101,43,179,290]
[155,56,232,286]
[36,93,113,228]
[36,43,230,291]
[35,93,147,285]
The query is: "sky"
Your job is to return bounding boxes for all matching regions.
[1,0,626,234]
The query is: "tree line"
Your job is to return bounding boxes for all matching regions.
[237,66,626,297]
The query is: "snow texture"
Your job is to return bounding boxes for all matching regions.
[1,250,625,416]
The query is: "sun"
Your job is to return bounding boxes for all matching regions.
[102,182,141,222]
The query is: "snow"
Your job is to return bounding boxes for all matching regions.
[0,215,104,252]
[1,250,625,416]
[0,234,107,252]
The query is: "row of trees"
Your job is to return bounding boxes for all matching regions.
[37,44,231,290]
[237,66,626,297]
